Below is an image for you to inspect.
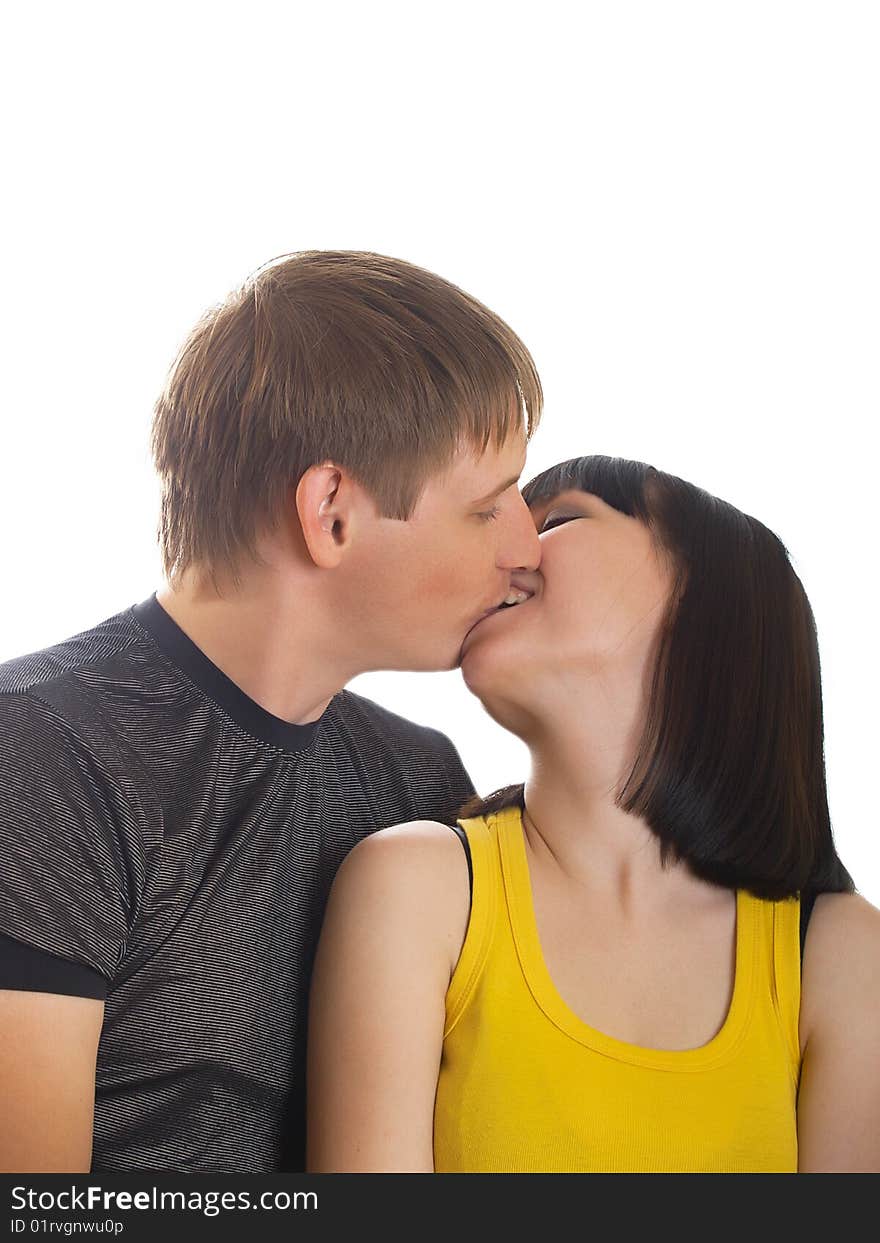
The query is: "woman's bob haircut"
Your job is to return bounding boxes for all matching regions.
[459,455,855,903]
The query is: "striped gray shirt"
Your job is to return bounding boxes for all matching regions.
[0,594,475,1172]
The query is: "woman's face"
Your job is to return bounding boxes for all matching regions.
[459,487,677,715]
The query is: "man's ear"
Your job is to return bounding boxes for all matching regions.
[295,463,354,569]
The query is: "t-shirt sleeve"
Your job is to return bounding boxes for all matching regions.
[0,691,144,995]
[422,728,478,824]
[0,932,108,999]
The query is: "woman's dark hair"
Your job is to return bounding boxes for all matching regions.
[458,455,855,903]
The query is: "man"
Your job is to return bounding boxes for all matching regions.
[0,250,543,1173]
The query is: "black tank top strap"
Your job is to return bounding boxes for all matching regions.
[449,822,473,902]
[799,890,817,969]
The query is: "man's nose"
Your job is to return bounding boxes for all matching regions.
[500,491,541,571]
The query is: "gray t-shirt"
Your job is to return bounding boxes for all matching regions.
[0,593,475,1172]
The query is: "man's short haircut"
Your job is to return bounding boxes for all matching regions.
[150,250,543,591]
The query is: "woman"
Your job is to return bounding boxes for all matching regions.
[305,455,880,1173]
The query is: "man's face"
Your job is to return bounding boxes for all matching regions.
[342,428,542,672]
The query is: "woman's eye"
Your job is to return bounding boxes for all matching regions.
[540,514,577,532]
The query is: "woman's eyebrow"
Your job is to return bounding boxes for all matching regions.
[531,489,588,511]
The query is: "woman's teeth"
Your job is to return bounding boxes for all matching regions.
[501,589,530,607]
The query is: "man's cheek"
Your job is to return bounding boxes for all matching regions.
[421,555,473,603]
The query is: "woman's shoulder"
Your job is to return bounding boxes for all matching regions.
[804,891,880,962]
[333,821,473,981]
[343,818,475,870]
[800,891,880,1051]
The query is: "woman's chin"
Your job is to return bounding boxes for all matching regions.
[460,651,533,738]
[460,628,518,696]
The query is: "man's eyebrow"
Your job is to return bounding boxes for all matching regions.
[471,473,524,506]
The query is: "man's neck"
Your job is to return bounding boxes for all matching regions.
[154,577,352,727]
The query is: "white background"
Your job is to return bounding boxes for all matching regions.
[1,2,877,904]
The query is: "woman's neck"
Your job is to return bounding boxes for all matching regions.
[521,722,698,914]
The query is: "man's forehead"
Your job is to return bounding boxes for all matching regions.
[413,430,527,509]
[457,433,527,483]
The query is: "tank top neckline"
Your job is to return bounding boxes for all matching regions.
[492,803,758,1071]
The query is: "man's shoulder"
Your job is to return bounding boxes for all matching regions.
[0,601,166,791]
[329,690,476,828]
[0,601,147,699]
[333,687,458,756]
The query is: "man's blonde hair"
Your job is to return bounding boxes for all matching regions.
[150,250,543,591]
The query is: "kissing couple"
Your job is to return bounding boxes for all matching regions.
[0,250,875,1176]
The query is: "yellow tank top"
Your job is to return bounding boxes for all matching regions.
[433,805,802,1173]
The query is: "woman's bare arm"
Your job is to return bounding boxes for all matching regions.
[797,892,880,1172]
[305,821,471,1173]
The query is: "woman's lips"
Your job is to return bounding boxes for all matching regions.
[464,598,531,641]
